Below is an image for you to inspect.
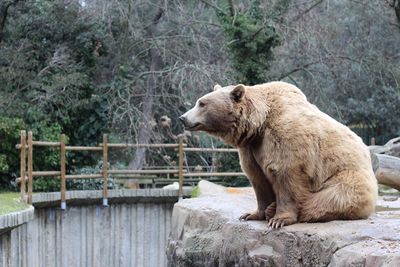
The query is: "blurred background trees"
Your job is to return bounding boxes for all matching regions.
[0,0,399,190]
[269,0,400,144]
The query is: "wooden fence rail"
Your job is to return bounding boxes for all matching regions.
[16,130,245,208]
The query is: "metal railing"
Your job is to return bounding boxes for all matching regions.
[16,130,245,209]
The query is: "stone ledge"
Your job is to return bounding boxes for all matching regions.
[167,181,400,267]
[0,206,34,234]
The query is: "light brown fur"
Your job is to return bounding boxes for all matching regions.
[180,81,378,227]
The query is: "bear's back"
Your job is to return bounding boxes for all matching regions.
[254,81,372,174]
[253,81,307,101]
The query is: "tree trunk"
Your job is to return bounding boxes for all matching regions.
[125,5,164,188]
[394,0,400,22]
[371,153,400,191]
[0,1,20,43]
[127,49,161,170]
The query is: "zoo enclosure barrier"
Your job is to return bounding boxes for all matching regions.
[16,130,245,209]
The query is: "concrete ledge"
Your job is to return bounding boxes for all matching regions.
[0,206,34,234]
[167,181,400,266]
[32,188,193,208]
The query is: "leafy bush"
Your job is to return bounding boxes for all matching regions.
[0,0,109,191]
[67,162,118,191]
[33,177,60,192]
[0,117,26,190]
[32,162,118,192]
[0,114,64,191]
[217,152,250,187]
[216,0,289,85]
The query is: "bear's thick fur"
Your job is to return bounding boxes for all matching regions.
[180,82,378,228]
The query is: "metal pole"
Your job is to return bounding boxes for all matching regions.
[371,137,376,146]
[102,134,108,206]
[178,138,184,200]
[60,134,66,210]
[20,130,26,202]
[27,131,33,204]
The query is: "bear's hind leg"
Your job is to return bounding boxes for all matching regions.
[240,201,276,221]
[299,170,376,222]
[265,201,276,220]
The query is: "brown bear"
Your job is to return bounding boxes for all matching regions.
[179,81,378,228]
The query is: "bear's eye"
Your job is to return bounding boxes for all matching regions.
[198,101,206,108]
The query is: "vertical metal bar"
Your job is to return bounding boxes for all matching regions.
[102,134,108,206]
[60,134,66,210]
[178,138,184,200]
[27,131,33,204]
[20,130,26,202]
[371,137,376,146]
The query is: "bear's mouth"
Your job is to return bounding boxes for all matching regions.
[185,123,202,131]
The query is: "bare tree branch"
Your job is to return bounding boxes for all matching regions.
[293,0,324,21]
[198,0,227,15]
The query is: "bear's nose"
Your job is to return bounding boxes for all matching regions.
[179,116,187,126]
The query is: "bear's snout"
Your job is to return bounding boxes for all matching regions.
[179,112,202,131]
[179,115,187,126]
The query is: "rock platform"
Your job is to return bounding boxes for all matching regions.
[167,181,400,266]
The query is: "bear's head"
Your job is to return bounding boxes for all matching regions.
[179,84,268,146]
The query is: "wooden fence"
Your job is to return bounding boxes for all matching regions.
[16,130,245,209]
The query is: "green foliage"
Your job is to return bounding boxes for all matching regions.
[0,117,25,189]
[67,177,117,191]
[0,0,110,191]
[216,0,289,84]
[67,162,118,191]
[345,86,400,144]
[32,162,119,192]
[191,185,200,198]
[0,114,64,190]
[217,153,249,187]
[28,121,63,192]
[26,118,63,192]
[1,0,109,129]
[27,112,64,170]
[33,177,60,192]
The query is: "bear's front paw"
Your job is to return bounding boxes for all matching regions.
[267,214,297,229]
[239,210,265,221]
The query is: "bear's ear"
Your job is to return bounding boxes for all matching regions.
[230,84,245,102]
[213,84,222,91]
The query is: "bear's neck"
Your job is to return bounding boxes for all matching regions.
[223,115,268,148]
[233,122,266,147]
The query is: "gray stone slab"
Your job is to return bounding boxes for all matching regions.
[167,181,400,267]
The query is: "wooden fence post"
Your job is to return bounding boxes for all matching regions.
[102,134,108,206]
[20,130,26,202]
[178,138,184,200]
[27,131,33,204]
[60,134,66,210]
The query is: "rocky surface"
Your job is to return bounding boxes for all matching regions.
[167,181,400,267]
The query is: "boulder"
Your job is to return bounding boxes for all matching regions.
[167,181,400,267]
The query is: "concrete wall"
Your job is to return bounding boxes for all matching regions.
[0,189,182,267]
